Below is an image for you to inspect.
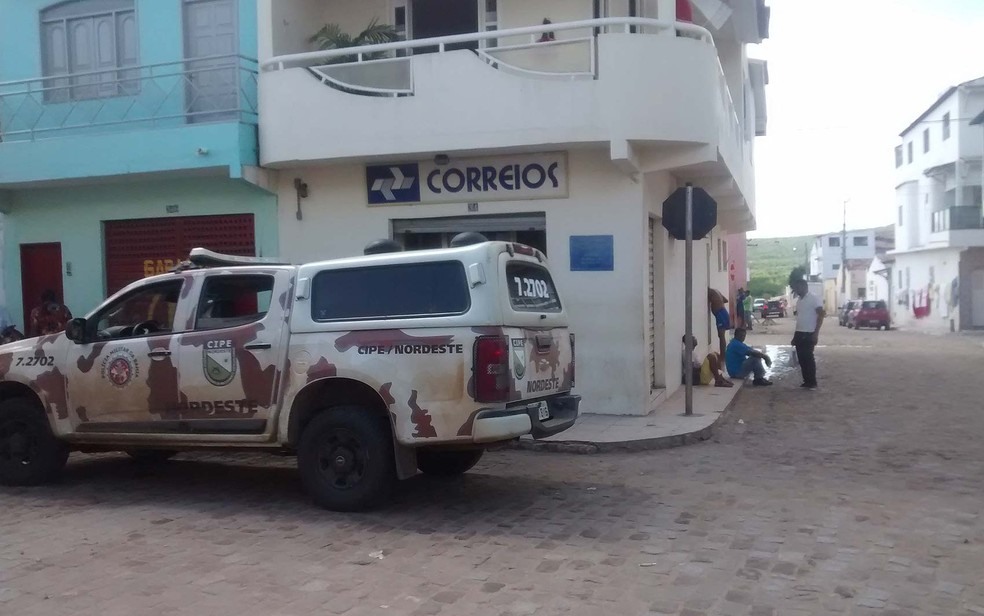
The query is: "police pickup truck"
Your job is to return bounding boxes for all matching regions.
[0,240,579,510]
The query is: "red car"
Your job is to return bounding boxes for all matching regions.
[848,300,890,330]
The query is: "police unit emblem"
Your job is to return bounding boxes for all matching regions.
[511,338,526,379]
[101,348,139,389]
[204,340,237,386]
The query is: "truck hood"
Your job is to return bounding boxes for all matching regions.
[0,334,64,354]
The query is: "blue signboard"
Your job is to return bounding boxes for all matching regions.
[570,235,614,271]
[365,163,421,205]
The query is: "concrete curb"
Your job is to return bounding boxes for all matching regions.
[505,387,745,454]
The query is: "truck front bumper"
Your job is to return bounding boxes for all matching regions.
[471,394,581,443]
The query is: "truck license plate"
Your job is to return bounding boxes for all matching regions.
[537,402,550,421]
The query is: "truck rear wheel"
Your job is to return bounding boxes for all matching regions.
[0,398,69,486]
[417,449,484,477]
[298,406,395,511]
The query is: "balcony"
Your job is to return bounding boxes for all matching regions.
[929,206,984,247]
[259,18,754,210]
[0,55,259,186]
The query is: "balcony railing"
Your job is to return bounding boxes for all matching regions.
[263,17,712,95]
[0,55,258,142]
[932,206,984,232]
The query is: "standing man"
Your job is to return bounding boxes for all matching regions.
[707,288,730,358]
[742,291,754,331]
[790,275,824,390]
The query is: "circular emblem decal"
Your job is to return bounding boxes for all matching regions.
[100,348,140,389]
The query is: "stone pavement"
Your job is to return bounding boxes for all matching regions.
[3,317,984,615]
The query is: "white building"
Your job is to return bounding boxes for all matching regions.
[866,254,891,304]
[256,0,770,415]
[890,77,984,332]
[808,228,884,282]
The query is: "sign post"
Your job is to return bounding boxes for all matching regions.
[684,184,694,416]
[662,183,717,418]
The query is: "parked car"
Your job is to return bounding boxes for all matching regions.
[761,299,785,318]
[838,300,861,326]
[752,298,766,312]
[0,241,579,511]
[848,300,890,330]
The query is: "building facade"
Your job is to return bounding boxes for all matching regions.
[257,0,770,414]
[0,0,278,328]
[890,77,984,332]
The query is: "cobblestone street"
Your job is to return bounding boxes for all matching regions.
[2,319,984,616]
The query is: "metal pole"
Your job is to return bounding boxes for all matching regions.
[684,183,694,416]
[840,200,848,296]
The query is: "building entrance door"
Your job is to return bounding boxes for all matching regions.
[20,243,64,332]
[392,214,546,254]
[410,0,479,52]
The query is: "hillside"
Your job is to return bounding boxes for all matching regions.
[746,234,814,297]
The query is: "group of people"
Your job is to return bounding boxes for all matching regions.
[685,277,823,390]
[0,290,73,345]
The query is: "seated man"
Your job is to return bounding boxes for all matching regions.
[725,328,773,386]
[682,335,733,388]
[707,288,730,357]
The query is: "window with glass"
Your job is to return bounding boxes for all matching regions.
[41,0,139,103]
[923,128,930,153]
[943,112,951,140]
[828,237,840,247]
[853,236,869,247]
[93,280,183,339]
[195,275,275,330]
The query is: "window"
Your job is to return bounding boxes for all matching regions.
[828,237,840,247]
[92,281,183,339]
[898,270,903,288]
[898,205,903,226]
[195,275,275,331]
[312,261,471,321]
[943,112,951,140]
[862,301,885,309]
[507,263,562,312]
[832,263,840,270]
[41,0,139,103]
[906,267,911,288]
[907,142,913,163]
[857,287,866,299]
[929,266,935,284]
[853,236,869,247]
[923,128,930,153]
[895,145,903,168]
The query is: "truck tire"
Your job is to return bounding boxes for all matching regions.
[0,398,69,486]
[126,450,177,463]
[417,449,484,477]
[298,406,395,511]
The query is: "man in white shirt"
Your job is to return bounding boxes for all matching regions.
[790,277,824,390]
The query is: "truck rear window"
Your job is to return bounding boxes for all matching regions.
[506,263,562,312]
[311,261,470,321]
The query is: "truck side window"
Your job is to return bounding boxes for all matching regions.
[94,281,184,339]
[195,275,275,331]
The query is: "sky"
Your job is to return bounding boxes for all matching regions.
[748,0,984,239]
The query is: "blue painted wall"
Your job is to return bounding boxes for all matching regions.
[3,176,278,328]
[0,0,259,185]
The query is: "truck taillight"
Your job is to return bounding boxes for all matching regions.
[569,333,576,388]
[474,336,510,403]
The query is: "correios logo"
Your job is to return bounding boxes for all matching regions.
[366,153,568,206]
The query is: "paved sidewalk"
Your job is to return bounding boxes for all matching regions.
[516,380,744,453]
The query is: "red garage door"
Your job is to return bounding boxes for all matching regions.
[104,214,255,294]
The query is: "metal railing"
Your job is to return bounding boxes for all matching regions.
[932,206,984,232]
[0,55,258,142]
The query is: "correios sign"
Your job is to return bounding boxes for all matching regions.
[365,152,568,206]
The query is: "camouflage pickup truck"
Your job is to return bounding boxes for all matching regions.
[0,240,579,510]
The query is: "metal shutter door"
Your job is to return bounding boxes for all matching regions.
[649,217,656,390]
[104,214,255,294]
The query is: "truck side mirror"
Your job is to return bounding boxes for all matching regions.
[65,318,87,344]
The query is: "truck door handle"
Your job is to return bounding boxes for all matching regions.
[244,343,272,350]
[148,350,171,358]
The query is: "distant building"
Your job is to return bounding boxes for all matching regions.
[890,76,984,332]
[809,226,894,309]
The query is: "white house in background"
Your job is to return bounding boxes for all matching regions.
[866,254,892,303]
[256,0,770,415]
[890,76,984,332]
[809,227,883,281]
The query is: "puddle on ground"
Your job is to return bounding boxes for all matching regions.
[762,345,795,380]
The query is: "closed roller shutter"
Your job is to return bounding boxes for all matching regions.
[104,214,255,294]
[649,217,656,390]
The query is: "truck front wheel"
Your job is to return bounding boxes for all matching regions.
[0,398,69,486]
[298,406,395,511]
[417,449,484,477]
